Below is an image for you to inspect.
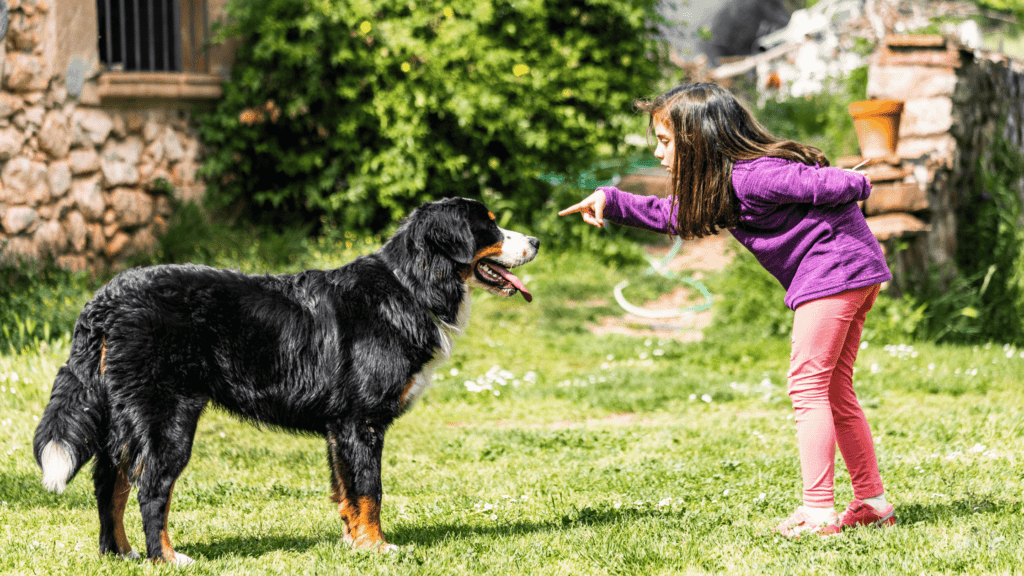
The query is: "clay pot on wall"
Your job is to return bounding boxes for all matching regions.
[848,99,904,159]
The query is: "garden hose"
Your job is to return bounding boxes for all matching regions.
[613,236,714,322]
[545,158,715,324]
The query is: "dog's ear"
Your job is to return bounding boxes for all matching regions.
[420,204,475,265]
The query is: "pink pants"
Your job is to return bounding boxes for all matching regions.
[788,284,884,507]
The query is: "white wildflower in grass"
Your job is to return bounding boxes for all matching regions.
[722,489,731,497]
[701,394,712,403]
[756,492,767,501]
[644,339,652,347]
[450,368,459,376]
[945,450,963,461]
[969,443,986,453]
[606,354,614,361]
[614,501,622,509]
[658,497,672,507]
[689,394,697,401]
[860,341,869,350]
[9,372,17,382]
[653,349,665,356]
[871,363,881,373]
[639,352,648,360]
[524,371,538,383]
[928,363,936,371]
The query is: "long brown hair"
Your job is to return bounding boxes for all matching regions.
[636,83,829,239]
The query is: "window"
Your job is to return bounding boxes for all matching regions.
[97,0,209,73]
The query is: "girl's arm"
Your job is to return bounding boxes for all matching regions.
[597,186,676,234]
[738,160,872,207]
[560,187,675,233]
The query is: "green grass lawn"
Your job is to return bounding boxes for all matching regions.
[1,243,1023,575]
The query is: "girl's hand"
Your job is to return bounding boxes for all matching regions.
[558,189,607,228]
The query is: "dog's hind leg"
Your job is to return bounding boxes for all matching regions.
[135,398,204,565]
[94,455,138,559]
[327,424,396,552]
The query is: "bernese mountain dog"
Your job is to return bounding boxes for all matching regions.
[32,197,538,564]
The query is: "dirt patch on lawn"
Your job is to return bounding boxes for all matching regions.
[585,232,735,342]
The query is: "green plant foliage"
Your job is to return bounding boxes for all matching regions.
[198,0,665,233]
[0,256,94,352]
[934,133,1024,343]
[706,246,791,339]
[754,66,868,162]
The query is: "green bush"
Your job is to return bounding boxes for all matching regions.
[0,255,95,352]
[923,133,1024,344]
[199,0,665,233]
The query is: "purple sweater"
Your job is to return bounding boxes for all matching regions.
[601,157,892,309]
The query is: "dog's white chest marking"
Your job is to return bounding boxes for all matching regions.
[401,291,471,410]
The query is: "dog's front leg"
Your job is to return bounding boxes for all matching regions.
[326,423,395,552]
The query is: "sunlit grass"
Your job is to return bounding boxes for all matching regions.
[1,239,1023,575]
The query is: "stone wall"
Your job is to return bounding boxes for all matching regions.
[0,0,209,272]
[852,34,1024,295]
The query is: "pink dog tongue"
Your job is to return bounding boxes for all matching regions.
[494,266,533,303]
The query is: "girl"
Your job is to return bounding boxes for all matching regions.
[559,83,896,537]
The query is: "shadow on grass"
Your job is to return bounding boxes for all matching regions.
[185,505,670,559]
[0,470,96,510]
[894,497,1019,526]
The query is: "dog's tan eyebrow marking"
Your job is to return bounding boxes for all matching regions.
[487,211,495,220]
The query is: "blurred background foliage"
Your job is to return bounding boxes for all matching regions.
[198,0,666,235]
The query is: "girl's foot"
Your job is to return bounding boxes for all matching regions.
[839,499,896,528]
[774,507,842,538]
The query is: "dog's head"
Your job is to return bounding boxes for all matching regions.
[385,197,539,321]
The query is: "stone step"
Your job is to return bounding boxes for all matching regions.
[864,182,928,216]
[866,212,931,241]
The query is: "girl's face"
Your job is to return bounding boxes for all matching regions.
[653,118,674,173]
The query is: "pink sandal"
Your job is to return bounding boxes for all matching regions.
[774,507,842,538]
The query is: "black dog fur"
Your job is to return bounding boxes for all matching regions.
[32,197,538,563]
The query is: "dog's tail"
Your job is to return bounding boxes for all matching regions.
[33,324,106,494]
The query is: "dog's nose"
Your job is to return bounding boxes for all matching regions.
[528,237,540,251]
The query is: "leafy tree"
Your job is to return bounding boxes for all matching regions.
[199,0,665,232]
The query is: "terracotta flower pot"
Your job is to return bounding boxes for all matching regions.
[848,99,904,159]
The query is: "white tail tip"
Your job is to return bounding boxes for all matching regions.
[40,441,74,494]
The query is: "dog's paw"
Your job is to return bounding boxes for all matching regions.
[376,542,400,553]
[118,549,140,560]
[172,552,195,566]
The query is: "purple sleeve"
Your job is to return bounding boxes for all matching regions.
[735,160,871,207]
[599,186,676,235]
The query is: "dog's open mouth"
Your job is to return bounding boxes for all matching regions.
[475,260,533,302]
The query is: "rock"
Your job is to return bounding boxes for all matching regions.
[162,128,185,162]
[4,53,49,92]
[1,157,50,205]
[71,174,105,220]
[105,231,131,259]
[100,159,139,187]
[1,206,38,234]
[111,187,154,226]
[142,119,162,143]
[71,108,113,146]
[69,148,101,174]
[0,125,28,159]
[66,210,88,251]
[0,92,24,118]
[102,136,143,165]
[24,105,45,127]
[34,220,68,255]
[38,110,72,158]
[47,160,72,198]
